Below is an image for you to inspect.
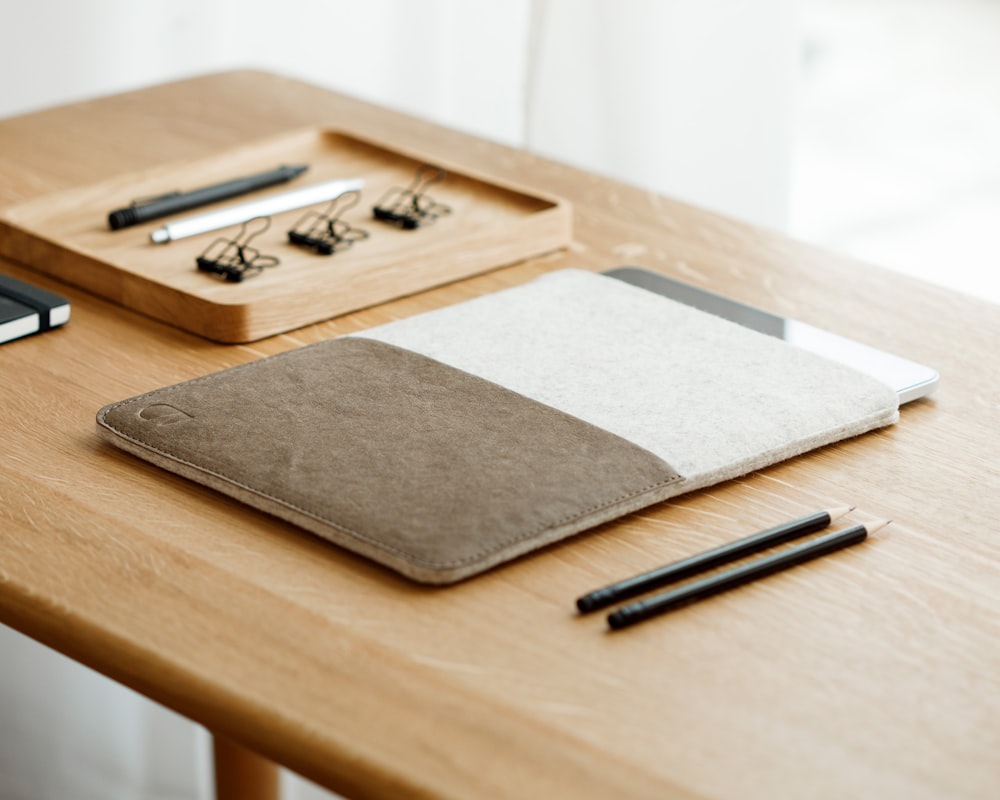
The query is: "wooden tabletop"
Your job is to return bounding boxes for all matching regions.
[2,71,999,800]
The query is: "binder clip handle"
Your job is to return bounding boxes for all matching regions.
[287,190,369,256]
[196,216,279,282]
[373,164,451,230]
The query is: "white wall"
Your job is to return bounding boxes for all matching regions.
[526,0,798,227]
[790,0,1000,304]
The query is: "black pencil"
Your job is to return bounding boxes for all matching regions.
[607,519,890,630]
[576,506,853,613]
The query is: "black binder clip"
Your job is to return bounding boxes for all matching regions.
[287,190,369,255]
[372,164,451,230]
[195,217,279,282]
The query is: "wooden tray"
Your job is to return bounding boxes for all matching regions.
[0,128,571,342]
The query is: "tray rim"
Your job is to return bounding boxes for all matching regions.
[0,125,573,343]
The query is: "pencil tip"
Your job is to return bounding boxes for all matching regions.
[865,519,893,535]
[828,506,854,521]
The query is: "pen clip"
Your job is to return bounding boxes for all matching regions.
[130,190,182,207]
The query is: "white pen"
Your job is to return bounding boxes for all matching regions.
[149,177,365,243]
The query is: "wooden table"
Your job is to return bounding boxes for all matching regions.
[2,71,999,800]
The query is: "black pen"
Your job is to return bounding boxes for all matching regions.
[577,506,853,613]
[107,164,309,230]
[607,519,890,630]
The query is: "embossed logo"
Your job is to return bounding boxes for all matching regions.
[138,404,193,424]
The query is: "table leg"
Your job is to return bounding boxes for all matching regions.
[212,733,281,800]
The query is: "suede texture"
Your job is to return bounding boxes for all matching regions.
[97,337,683,583]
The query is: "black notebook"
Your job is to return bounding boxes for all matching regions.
[0,274,70,344]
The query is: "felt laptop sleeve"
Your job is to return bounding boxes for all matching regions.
[96,269,899,583]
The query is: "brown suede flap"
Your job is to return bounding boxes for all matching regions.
[96,338,683,583]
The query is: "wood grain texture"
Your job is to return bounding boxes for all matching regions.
[1,70,999,800]
[0,128,570,342]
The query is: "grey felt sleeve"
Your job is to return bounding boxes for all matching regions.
[96,269,899,583]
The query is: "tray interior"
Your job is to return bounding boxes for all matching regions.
[0,128,571,342]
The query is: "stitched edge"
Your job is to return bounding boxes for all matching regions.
[97,390,685,572]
